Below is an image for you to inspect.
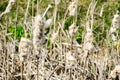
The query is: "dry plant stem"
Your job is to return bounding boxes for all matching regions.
[0,13,4,18]
[47,63,59,79]
[69,68,72,80]
[53,4,58,31]
[32,0,34,17]
[86,1,93,20]
[37,0,39,15]
[65,46,67,79]
[75,0,78,22]
[24,0,30,24]
[13,0,18,71]
[24,0,30,38]
[5,48,7,80]
[36,56,39,80]
[0,0,16,18]
[21,61,24,80]
[42,5,52,17]
[4,18,8,80]
[90,1,97,29]
[27,54,31,80]
[62,10,68,28]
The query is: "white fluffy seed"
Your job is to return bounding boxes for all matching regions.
[68,1,77,16]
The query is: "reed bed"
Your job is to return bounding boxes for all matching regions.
[0,0,120,80]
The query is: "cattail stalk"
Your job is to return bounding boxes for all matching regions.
[83,21,94,67]
[66,51,76,80]
[19,37,31,80]
[33,15,44,80]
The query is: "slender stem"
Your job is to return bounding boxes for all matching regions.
[53,5,57,31]
[36,57,39,80]
[42,5,52,17]
[21,61,24,80]
[69,68,72,80]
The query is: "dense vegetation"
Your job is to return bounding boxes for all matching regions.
[0,0,120,80]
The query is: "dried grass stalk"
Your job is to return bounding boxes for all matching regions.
[0,0,16,18]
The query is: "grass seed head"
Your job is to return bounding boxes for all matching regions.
[68,1,77,16]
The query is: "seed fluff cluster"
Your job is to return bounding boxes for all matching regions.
[83,22,94,56]
[68,0,77,16]
[66,51,76,68]
[19,37,31,62]
[33,15,45,56]
[110,11,120,41]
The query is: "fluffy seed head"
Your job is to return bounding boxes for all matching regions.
[69,23,77,37]
[66,51,76,68]
[68,1,77,16]
[19,37,31,62]
[83,26,94,53]
[44,17,53,28]
[83,42,93,52]
[110,11,120,41]
[110,26,117,34]
[84,28,93,43]
[33,15,45,55]
[112,11,120,29]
